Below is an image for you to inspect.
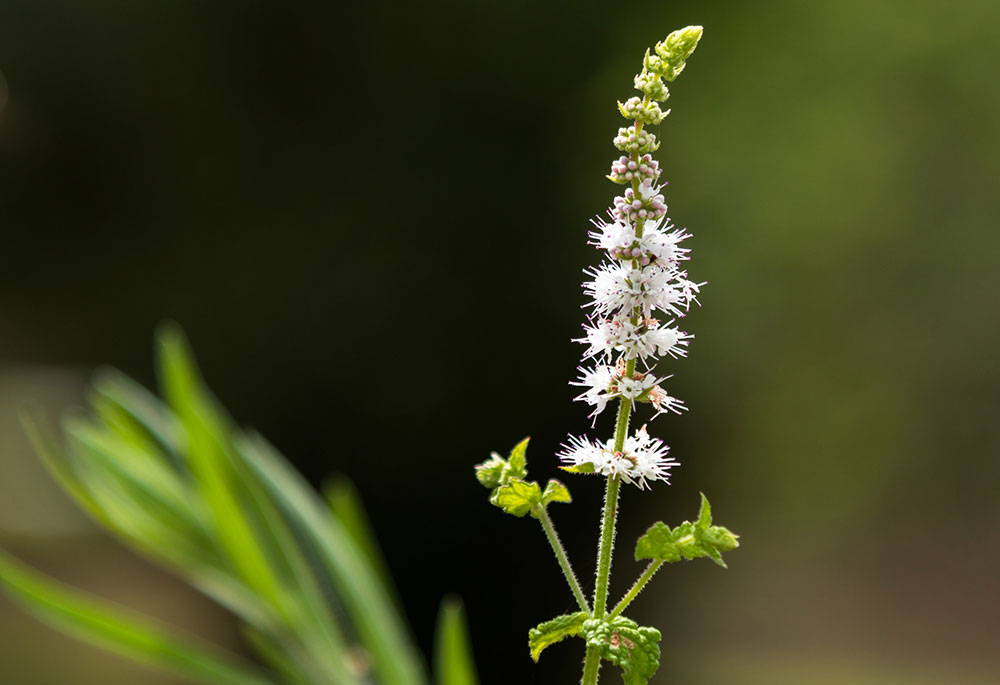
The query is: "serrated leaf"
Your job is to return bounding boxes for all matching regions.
[489,479,541,517]
[473,454,507,489]
[636,495,740,568]
[697,492,712,529]
[507,437,530,480]
[541,479,571,506]
[634,522,681,563]
[582,616,661,685]
[528,612,588,662]
[559,462,595,474]
[700,525,740,553]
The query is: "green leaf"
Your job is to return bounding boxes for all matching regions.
[528,611,588,662]
[63,417,206,536]
[0,548,275,685]
[634,522,682,563]
[541,479,572,506]
[237,432,427,685]
[434,596,478,685]
[582,616,661,685]
[325,476,400,611]
[25,405,283,637]
[155,324,287,611]
[635,495,740,568]
[489,479,542,517]
[91,367,185,459]
[559,462,595,474]
[507,437,530,480]
[697,492,713,528]
[473,454,507,489]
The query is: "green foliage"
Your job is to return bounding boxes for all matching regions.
[477,438,571,519]
[324,476,401,611]
[541,479,571,505]
[559,461,596,474]
[582,617,662,685]
[473,454,507,488]
[2,325,480,685]
[527,611,588,662]
[473,437,529,490]
[489,479,542,517]
[434,597,478,685]
[507,436,529,480]
[0,548,273,685]
[635,494,740,568]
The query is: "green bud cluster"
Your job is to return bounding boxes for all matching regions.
[582,616,662,685]
[630,25,702,115]
[613,125,660,155]
[617,96,667,126]
[633,70,669,102]
[652,25,703,82]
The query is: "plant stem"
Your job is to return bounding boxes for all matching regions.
[580,392,633,684]
[610,560,663,618]
[580,90,653,685]
[535,505,590,613]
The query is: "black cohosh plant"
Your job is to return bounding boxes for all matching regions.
[476,26,740,684]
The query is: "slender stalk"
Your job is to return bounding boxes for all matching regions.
[580,392,633,684]
[535,505,590,613]
[610,560,664,618]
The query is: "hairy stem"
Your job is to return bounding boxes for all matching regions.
[580,391,633,684]
[580,84,656,685]
[610,560,664,618]
[535,505,590,613]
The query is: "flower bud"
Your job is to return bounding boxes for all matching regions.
[617,96,667,125]
[633,69,669,101]
[653,26,703,82]
[607,154,661,185]
[612,126,660,155]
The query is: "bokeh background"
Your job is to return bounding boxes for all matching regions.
[1,0,998,682]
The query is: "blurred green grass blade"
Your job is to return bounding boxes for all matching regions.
[20,411,112,527]
[243,626,312,685]
[228,455,360,684]
[88,389,165,461]
[155,324,287,613]
[92,367,184,457]
[324,476,400,609]
[64,417,207,534]
[237,432,428,685]
[0,549,276,685]
[24,410,282,633]
[434,597,478,685]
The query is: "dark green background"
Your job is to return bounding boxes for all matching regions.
[1,1,997,682]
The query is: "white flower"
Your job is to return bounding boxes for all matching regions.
[570,364,618,417]
[618,374,656,399]
[640,222,691,268]
[589,216,635,252]
[644,323,691,359]
[637,180,660,201]
[558,426,678,489]
[584,263,700,318]
[580,316,691,363]
[578,316,641,359]
[646,384,688,415]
